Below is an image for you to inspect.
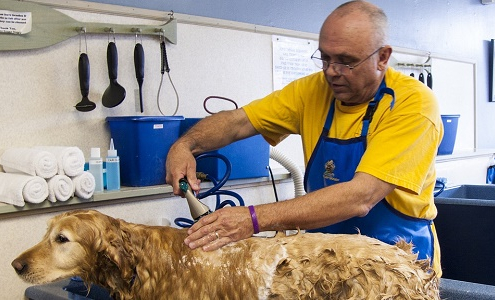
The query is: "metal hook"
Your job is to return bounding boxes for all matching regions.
[78,27,87,54]
[83,29,88,53]
[106,27,116,43]
[156,28,164,43]
[132,28,142,44]
[423,52,431,65]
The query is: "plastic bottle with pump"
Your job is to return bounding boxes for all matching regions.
[106,138,120,191]
[89,147,104,193]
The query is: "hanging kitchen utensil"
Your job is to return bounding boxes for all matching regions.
[102,38,126,108]
[75,29,96,112]
[75,53,96,111]
[156,31,180,116]
[418,72,424,83]
[134,36,145,113]
[426,70,433,89]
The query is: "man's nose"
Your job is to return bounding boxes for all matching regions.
[324,64,341,77]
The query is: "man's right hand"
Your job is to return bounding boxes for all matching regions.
[165,141,201,195]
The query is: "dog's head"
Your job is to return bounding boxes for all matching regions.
[11,210,136,287]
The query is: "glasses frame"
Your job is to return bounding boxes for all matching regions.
[311,47,384,75]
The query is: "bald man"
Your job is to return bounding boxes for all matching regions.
[166,0,443,276]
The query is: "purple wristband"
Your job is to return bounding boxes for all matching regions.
[248,205,260,234]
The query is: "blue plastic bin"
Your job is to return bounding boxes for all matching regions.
[438,115,460,155]
[180,118,270,180]
[106,116,184,187]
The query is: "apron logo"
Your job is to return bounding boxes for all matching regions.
[323,160,339,182]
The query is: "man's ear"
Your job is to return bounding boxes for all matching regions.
[378,45,393,71]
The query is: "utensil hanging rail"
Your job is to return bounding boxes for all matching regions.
[395,53,432,69]
[395,62,432,69]
[74,20,176,41]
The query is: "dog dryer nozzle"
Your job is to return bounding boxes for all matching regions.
[179,178,212,221]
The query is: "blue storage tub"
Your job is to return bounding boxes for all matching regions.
[438,114,460,155]
[180,118,270,180]
[106,116,184,187]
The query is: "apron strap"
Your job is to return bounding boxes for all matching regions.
[323,78,396,137]
[361,79,395,136]
[322,98,336,133]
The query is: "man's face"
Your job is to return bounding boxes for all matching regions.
[318,13,388,105]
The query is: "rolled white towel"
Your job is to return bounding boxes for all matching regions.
[47,174,74,202]
[0,148,57,179]
[0,172,48,206]
[36,146,85,177]
[72,171,95,200]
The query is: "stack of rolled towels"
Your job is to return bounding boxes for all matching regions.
[0,146,96,207]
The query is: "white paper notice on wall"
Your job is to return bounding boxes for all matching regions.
[272,35,318,91]
[0,10,32,34]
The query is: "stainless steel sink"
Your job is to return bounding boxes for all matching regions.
[435,185,495,286]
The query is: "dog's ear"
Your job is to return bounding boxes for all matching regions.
[97,217,136,282]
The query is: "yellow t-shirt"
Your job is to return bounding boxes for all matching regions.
[243,67,444,275]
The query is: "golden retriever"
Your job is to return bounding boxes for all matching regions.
[12,209,439,299]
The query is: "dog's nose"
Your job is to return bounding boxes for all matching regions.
[11,258,28,275]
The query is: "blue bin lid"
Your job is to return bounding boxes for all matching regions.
[441,114,460,118]
[106,116,184,122]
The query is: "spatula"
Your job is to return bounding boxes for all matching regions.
[134,43,145,113]
[102,42,126,108]
[75,53,96,112]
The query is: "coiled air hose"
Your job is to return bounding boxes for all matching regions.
[269,147,306,197]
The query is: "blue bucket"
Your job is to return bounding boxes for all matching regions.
[107,116,184,186]
[438,115,460,155]
[180,118,269,180]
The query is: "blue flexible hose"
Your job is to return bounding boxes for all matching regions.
[433,179,445,197]
[174,153,244,228]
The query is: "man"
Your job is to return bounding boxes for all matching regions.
[166,0,443,276]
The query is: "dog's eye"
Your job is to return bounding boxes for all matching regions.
[55,234,70,243]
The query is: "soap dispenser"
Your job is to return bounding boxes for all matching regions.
[89,147,104,192]
[106,138,120,191]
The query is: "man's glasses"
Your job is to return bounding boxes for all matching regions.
[311,47,383,76]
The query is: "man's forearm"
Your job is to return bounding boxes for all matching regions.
[178,109,258,155]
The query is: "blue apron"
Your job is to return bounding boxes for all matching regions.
[303,79,434,261]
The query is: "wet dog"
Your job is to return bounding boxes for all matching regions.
[12,209,439,299]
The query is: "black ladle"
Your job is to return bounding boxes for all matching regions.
[134,43,145,113]
[102,42,126,108]
[75,53,96,112]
